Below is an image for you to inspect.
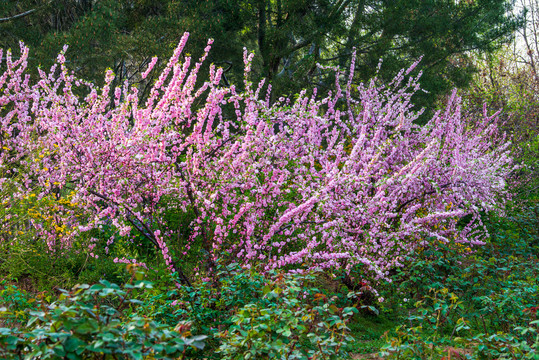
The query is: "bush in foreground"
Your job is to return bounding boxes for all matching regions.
[0,268,205,359]
[0,265,359,359]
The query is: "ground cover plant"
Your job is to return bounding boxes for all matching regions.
[0,32,533,359]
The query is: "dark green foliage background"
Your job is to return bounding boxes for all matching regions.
[0,0,523,107]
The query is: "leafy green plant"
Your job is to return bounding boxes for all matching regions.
[0,268,206,359]
[380,252,539,360]
[216,271,356,359]
[135,263,357,359]
[380,288,470,360]
[0,280,40,326]
[468,319,538,360]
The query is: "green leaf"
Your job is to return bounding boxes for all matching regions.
[74,321,97,334]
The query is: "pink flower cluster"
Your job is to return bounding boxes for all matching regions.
[0,34,513,282]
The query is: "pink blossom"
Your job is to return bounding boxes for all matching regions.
[0,35,513,285]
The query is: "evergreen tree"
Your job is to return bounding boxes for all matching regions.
[0,0,523,107]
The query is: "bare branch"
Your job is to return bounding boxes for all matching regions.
[0,9,36,23]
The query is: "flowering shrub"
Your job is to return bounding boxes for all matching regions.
[0,33,513,284]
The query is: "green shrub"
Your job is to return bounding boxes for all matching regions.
[135,263,356,359]
[216,271,356,359]
[381,292,538,359]
[470,319,539,359]
[380,287,470,359]
[0,281,40,327]
[0,269,206,359]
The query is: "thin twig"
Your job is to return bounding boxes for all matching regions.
[0,9,36,23]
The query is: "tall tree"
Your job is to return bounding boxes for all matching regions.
[0,0,524,107]
[246,0,523,105]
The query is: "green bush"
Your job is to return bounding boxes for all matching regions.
[469,320,539,359]
[216,271,356,359]
[381,291,538,359]
[379,206,539,359]
[0,281,40,327]
[135,263,356,359]
[0,269,206,359]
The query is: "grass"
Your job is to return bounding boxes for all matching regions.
[347,314,398,354]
